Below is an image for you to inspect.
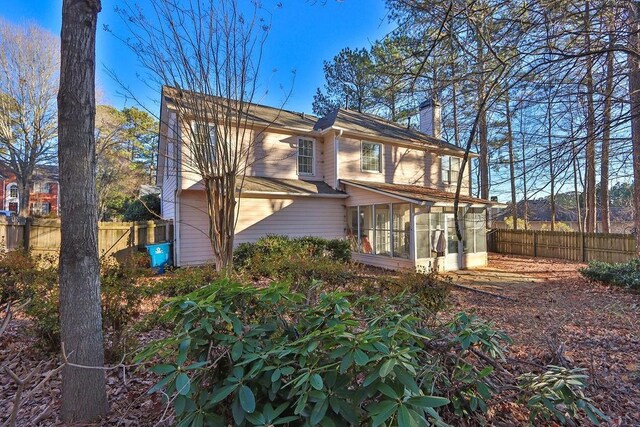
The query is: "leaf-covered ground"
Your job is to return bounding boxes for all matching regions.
[1,254,638,425]
[447,254,640,426]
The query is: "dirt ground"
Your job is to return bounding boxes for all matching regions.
[446,254,640,426]
[1,254,639,426]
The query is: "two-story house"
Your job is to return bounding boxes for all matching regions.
[0,165,60,216]
[157,87,494,271]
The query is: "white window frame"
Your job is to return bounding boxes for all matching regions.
[361,141,383,173]
[297,137,315,176]
[8,184,18,199]
[442,155,461,185]
[189,121,217,167]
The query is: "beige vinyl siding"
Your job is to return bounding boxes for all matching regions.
[337,136,469,193]
[178,190,345,266]
[161,175,176,220]
[180,125,324,190]
[323,131,337,188]
[159,111,178,220]
[344,183,407,206]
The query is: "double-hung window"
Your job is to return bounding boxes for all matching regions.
[361,142,382,172]
[190,122,216,167]
[297,138,314,175]
[442,155,460,185]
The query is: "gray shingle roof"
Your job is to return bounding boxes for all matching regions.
[314,108,465,153]
[162,86,318,131]
[342,180,495,205]
[240,176,347,197]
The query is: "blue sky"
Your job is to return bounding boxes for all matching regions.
[0,0,394,116]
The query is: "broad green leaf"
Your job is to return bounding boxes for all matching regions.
[239,385,256,413]
[231,340,244,361]
[379,359,396,377]
[377,382,399,399]
[147,373,175,394]
[354,349,369,366]
[174,394,187,417]
[397,405,412,427]
[150,364,176,375]
[370,401,398,426]
[407,396,450,408]
[310,373,324,390]
[310,398,329,426]
[175,373,191,395]
[210,384,238,403]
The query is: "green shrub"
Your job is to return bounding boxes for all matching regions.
[123,194,161,221]
[137,278,511,426]
[361,271,451,315]
[8,251,153,356]
[153,265,221,297]
[233,235,351,269]
[519,366,608,425]
[101,256,152,361]
[0,250,42,305]
[579,258,640,291]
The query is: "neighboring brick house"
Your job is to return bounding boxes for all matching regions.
[0,165,60,216]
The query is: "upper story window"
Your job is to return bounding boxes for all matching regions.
[442,155,460,185]
[8,184,17,198]
[297,138,314,175]
[361,142,382,173]
[190,122,217,167]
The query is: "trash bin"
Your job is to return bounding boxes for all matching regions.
[146,242,172,274]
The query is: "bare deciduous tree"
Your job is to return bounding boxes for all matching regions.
[0,20,58,217]
[116,0,286,269]
[58,0,107,421]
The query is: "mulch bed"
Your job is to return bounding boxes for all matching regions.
[447,253,640,426]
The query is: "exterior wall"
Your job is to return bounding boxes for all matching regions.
[177,190,346,266]
[344,183,406,206]
[352,253,414,271]
[323,131,337,188]
[179,124,324,190]
[463,252,488,269]
[160,111,177,221]
[336,136,470,193]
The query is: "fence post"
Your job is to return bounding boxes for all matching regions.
[581,232,587,262]
[22,217,32,251]
[533,231,537,257]
[147,221,156,245]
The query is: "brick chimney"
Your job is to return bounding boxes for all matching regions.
[419,99,441,139]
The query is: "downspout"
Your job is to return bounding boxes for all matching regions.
[334,129,343,189]
[173,113,182,267]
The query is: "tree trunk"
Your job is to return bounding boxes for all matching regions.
[58,0,107,422]
[600,35,614,234]
[17,179,30,217]
[205,174,237,270]
[572,140,583,233]
[520,108,529,230]
[548,98,556,231]
[629,1,640,255]
[505,93,517,230]
[584,0,597,233]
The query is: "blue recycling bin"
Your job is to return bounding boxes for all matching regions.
[146,242,172,274]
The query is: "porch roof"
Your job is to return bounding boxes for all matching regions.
[341,180,496,207]
[240,177,348,198]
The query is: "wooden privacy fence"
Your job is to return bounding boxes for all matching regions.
[0,217,173,259]
[487,229,637,264]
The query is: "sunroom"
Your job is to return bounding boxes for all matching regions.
[342,180,493,272]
